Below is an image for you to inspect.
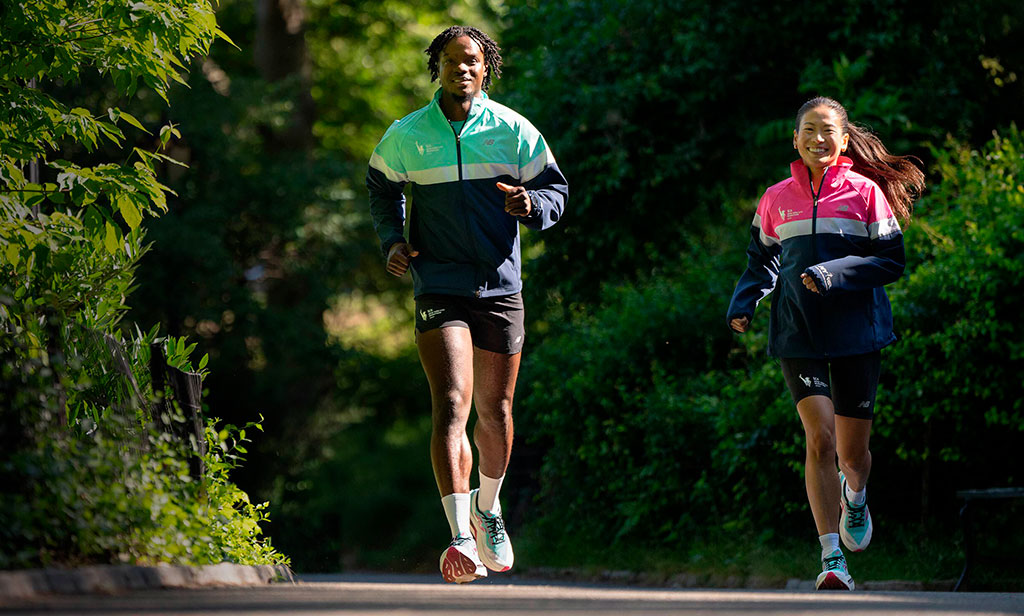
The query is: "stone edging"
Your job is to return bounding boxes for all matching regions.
[0,563,294,600]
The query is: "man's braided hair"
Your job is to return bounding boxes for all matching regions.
[425,26,503,91]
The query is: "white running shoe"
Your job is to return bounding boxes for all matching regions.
[439,535,486,584]
[815,548,855,590]
[470,488,514,572]
[839,471,873,551]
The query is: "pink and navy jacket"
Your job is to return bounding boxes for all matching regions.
[726,157,905,358]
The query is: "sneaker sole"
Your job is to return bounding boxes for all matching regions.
[469,519,513,572]
[816,571,855,591]
[440,547,485,584]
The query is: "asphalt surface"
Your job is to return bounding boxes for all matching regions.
[2,574,1022,616]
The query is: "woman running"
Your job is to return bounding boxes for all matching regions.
[726,96,924,590]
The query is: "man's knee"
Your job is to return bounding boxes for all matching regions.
[433,388,472,424]
[475,397,513,429]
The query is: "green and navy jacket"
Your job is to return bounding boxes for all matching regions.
[726,158,906,358]
[367,89,568,298]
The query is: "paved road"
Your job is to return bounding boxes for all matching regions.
[2,573,1022,615]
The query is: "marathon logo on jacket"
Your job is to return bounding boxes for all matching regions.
[416,141,443,156]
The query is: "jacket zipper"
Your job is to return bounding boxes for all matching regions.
[808,167,828,356]
[450,119,483,297]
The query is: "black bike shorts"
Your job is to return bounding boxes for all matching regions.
[780,351,882,420]
[414,292,525,355]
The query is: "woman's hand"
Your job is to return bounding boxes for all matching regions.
[496,181,532,217]
[386,242,419,277]
[730,316,750,333]
[800,272,820,294]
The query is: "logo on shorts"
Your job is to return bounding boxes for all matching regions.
[799,374,827,389]
[857,400,871,408]
[419,308,445,321]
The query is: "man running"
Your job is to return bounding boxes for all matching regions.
[366,25,568,584]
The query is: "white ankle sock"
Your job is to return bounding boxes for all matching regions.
[845,482,867,505]
[819,533,840,559]
[477,471,505,513]
[441,493,471,538]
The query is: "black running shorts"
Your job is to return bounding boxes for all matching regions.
[414,292,525,355]
[780,351,882,420]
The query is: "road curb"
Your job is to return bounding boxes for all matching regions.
[0,563,294,600]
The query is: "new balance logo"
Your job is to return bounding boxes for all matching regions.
[857,400,871,408]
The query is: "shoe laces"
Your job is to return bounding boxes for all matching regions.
[450,535,473,548]
[823,553,846,573]
[846,501,867,528]
[482,512,506,544]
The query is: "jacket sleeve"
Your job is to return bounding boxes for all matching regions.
[516,120,567,231]
[804,184,905,295]
[726,191,781,328]
[366,124,410,257]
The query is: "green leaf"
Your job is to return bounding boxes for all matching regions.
[118,112,151,135]
[117,195,143,230]
[103,221,119,254]
[4,243,20,268]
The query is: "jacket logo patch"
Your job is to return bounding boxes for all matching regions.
[415,141,442,155]
[837,205,850,212]
[778,207,801,221]
[485,139,495,145]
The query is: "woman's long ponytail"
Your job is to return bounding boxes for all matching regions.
[796,97,925,223]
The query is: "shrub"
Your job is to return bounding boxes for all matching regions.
[517,127,1024,546]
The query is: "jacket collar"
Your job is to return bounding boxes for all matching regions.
[431,88,489,125]
[790,156,854,196]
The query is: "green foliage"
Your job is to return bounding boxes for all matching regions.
[502,0,1024,303]
[1,0,285,570]
[517,129,1024,548]
[0,407,287,569]
[876,127,1024,490]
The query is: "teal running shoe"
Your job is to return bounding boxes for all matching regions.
[816,548,855,590]
[439,535,486,584]
[839,470,873,551]
[470,489,514,572]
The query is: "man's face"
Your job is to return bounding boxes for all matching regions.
[439,35,486,101]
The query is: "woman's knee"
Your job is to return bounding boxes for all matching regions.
[805,426,837,461]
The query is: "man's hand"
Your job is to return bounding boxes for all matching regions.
[800,273,820,294]
[730,316,750,333]
[496,181,532,217]
[386,242,419,277]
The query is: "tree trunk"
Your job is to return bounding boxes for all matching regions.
[254,0,314,151]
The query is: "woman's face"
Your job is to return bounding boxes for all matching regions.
[793,105,849,172]
[439,35,486,101]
